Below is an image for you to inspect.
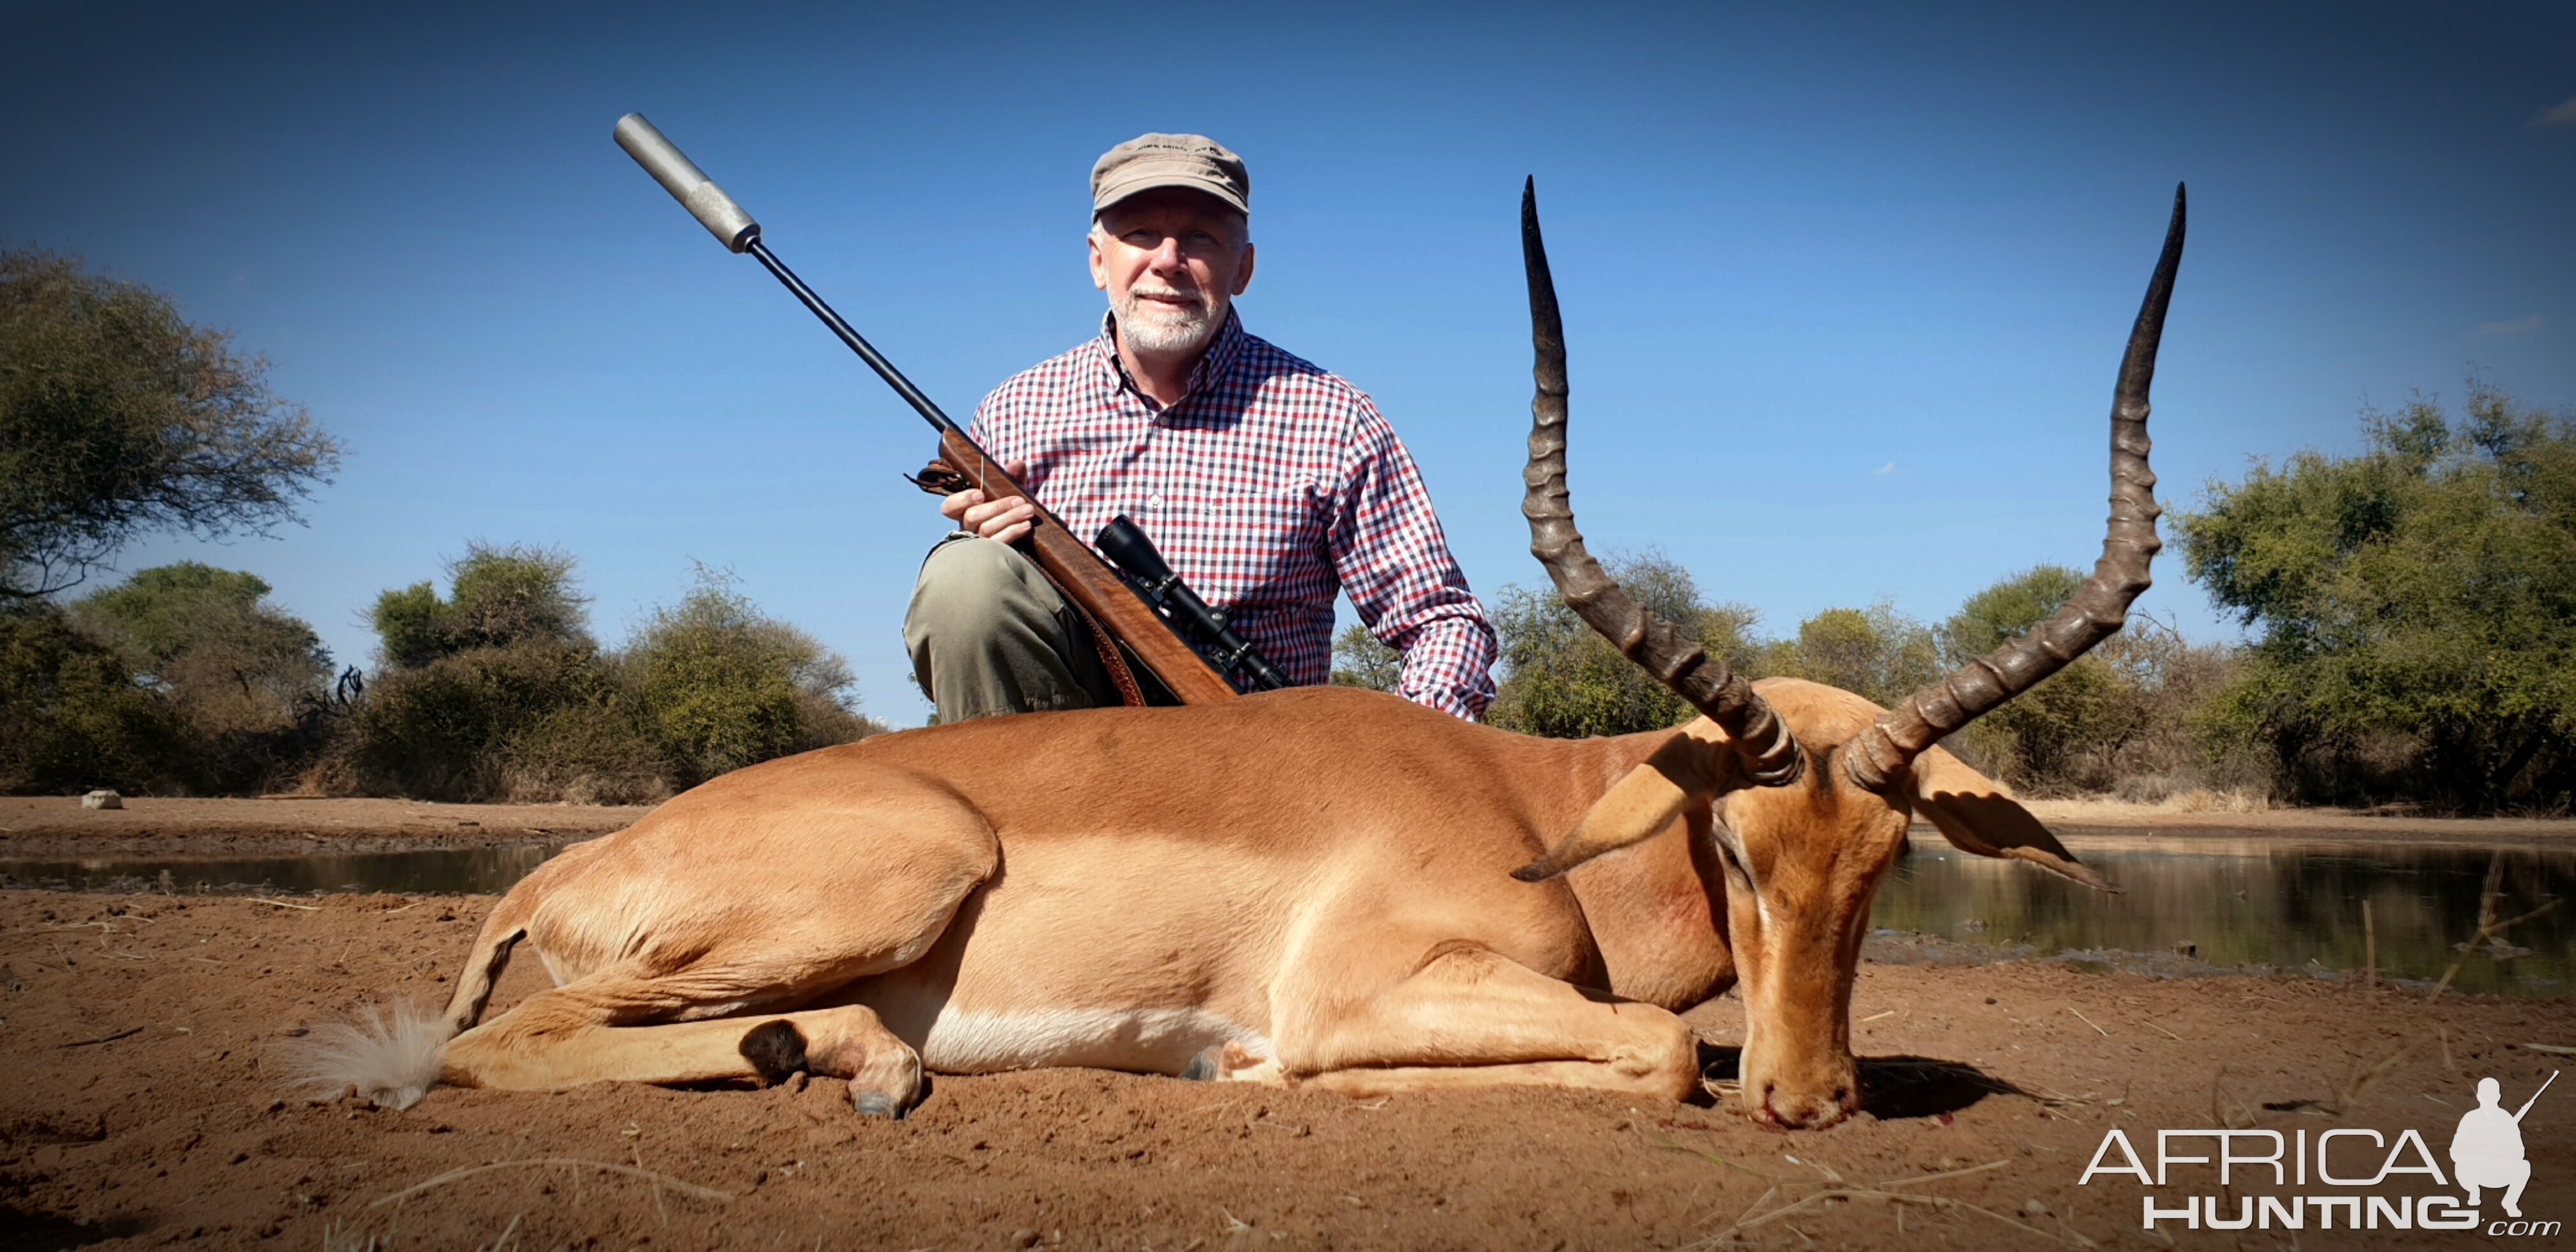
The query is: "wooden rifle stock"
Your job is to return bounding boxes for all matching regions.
[935,430,1241,706]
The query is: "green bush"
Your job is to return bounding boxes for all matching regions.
[2182,384,2575,811]
[1329,623,1403,694]
[369,542,590,668]
[1487,553,1768,738]
[1480,554,2242,803]
[1758,602,1940,710]
[339,639,607,802]
[0,602,185,793]
[1932,565,2246,796]
[623,574,883,788]
[0,564,336,795]
[496,698,672,806]
[328,544,620,800]
[69,562,330,789]
[328,555,882,802]
[369,581,448,671]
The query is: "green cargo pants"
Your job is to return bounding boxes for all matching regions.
[903,533,1121,724]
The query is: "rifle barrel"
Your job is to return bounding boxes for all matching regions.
[746,240,964,439]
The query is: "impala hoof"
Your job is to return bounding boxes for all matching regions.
[828,1040,925,1119]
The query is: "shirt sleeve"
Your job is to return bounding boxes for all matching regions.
[1329,397,1499,721]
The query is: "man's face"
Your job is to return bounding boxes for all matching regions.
[1089,187,1255,357]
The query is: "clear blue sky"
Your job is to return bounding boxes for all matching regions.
[7,1,2570,726]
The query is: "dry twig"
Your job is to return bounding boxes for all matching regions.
[1878,1159,2009,1189]
[57,1026,143,1048]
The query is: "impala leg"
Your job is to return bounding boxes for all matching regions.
[444,973,927,1115]
[1264,946,1700,1101]
[440,777,996,1117]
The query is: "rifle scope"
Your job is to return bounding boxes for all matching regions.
[1096,516,1292,692]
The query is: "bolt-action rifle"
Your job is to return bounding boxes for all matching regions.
[613,113,1288,705]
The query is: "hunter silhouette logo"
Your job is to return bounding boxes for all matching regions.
[2080,1069,2559,1235]
[2454,1071,2552,1218]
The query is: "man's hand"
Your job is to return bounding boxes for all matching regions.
[940,460,1038,545]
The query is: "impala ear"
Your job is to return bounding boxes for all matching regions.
[1514,722,1735,882]
[1909,747,2118,892]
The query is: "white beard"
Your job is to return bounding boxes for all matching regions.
[1114,288,1220,356]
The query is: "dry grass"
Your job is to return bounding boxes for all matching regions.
[2021,790,2273,823]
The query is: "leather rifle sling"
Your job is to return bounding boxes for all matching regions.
[1058,583,1149,708]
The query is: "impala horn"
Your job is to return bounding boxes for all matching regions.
[1843,185,2187,793]
[1519,179,1804,791]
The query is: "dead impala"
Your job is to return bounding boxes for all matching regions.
[308,183,2183,1131]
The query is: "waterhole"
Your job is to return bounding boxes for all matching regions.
[1873,836,2571,998]
[4,832,2567,996]
[0,843,571,897]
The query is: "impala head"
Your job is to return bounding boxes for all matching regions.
[1514,179,2184,1129]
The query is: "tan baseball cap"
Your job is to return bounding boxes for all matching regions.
[1090,133,1250,217]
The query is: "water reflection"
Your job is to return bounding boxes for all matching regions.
[0,844,571,897]
[1874,837,2572,998]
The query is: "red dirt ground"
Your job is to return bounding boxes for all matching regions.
[4,885,2570,1250]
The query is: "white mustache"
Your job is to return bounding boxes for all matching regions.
[1129,284,1204,307]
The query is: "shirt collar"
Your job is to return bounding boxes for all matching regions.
[1096,306,1247,411]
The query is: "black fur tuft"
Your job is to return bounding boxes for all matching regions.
[737,1019,809,1086]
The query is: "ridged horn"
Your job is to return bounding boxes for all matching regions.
[1844,184,2188,793]
[1521,179,1803,788]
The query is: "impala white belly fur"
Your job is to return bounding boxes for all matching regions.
[919,1006,1271,1075]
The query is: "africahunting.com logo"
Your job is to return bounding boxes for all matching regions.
[2080,1071,2558,1237]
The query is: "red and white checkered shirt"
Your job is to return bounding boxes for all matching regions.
[969,310,1498,720]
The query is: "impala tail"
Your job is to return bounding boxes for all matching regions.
[279,886,536,1110]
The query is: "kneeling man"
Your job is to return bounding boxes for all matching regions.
[907,133,1496,722]
[2451,1076,2533,1217]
